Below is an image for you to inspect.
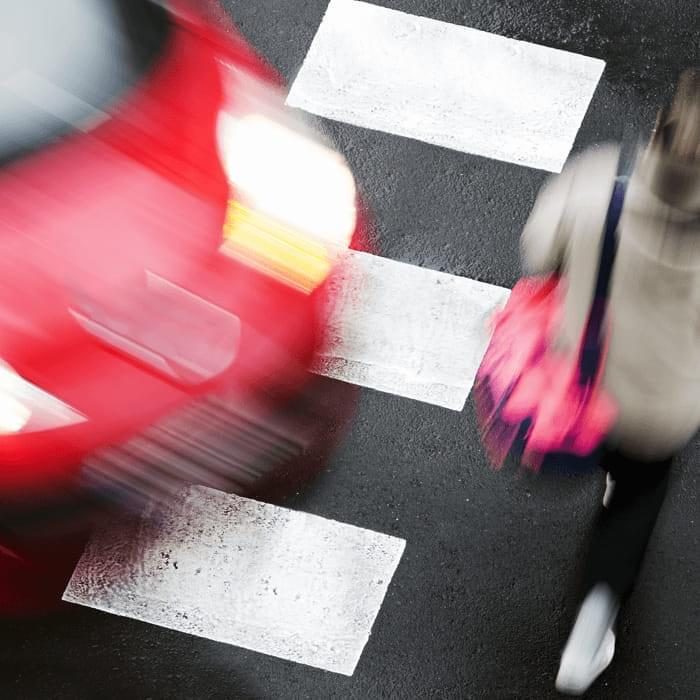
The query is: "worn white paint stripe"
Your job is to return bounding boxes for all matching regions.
[287,0,605,172]
[312,251,510,410]
[63,485,405,676]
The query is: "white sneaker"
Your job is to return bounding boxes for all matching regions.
[603,473,615,508]
[555,584,619,695]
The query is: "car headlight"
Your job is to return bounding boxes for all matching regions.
[0,361,85,434]
[216,65,357,292]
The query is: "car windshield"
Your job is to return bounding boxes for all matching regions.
[0,0,171,166]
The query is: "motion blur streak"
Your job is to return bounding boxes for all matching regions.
[0,0,364,613]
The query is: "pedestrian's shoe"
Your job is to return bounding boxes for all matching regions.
[555,583,619,696]
[603,472,615,508]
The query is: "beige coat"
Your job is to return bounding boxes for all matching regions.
[521,143,700,459]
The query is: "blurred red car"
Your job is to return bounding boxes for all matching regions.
[0,0,364,608]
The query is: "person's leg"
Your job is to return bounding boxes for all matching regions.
[556,449,673,695]
[582,448,672,602]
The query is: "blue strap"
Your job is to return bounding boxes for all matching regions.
[577,175,627,385]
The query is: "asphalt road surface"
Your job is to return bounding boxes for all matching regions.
[2,1,699,698]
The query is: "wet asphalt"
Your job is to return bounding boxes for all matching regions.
[2,1,699,698]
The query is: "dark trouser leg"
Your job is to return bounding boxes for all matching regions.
[581,448,673,603]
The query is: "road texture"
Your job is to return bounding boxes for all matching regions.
[1,1,698,698]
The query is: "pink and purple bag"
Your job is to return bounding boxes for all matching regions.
[473,176,627,474]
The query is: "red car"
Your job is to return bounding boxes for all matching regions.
[0,0,364,609]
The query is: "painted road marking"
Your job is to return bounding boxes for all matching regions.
[313,250,510,410]
[287,0,605,172]
[63,485,405,676]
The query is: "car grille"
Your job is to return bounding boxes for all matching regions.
[81,393,306,507]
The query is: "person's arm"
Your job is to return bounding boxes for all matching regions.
[520,163,577,275]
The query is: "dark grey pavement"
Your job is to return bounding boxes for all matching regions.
[2,1,699,698]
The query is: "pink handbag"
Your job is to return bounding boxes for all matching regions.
[473,177,626,474]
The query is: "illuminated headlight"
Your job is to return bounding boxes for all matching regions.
[217,113,357,245]
[0,362,85,434]
[216,66,357,292]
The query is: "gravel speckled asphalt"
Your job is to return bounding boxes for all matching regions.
[1,1,698,698]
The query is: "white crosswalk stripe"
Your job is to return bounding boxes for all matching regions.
[313,250,510,410]
[287,0,605,172]
[63,485,405,676]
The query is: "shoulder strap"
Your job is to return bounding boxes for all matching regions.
[577,163,628,386]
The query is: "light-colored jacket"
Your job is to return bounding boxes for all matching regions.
[521,143,700,459]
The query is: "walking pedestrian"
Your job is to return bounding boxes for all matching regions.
[518,68,700,695]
